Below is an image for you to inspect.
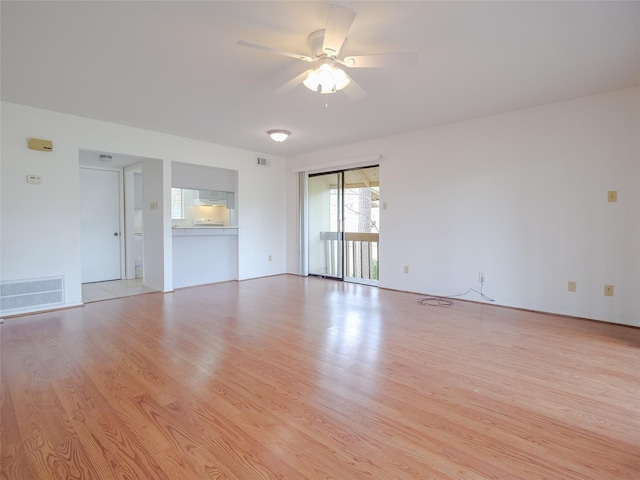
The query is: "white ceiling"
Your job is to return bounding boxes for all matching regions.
[2,1,639,157]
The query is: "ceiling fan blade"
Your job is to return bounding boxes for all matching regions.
[343,52,418,68]
[273,69,313,95]
[343,74,367,101]
[237,40,313,62]
[322,4,356,56]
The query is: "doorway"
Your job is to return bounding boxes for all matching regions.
[79,150,161,302]
[308,166,379,284]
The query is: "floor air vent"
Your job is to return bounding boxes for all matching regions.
[0,276,64,316]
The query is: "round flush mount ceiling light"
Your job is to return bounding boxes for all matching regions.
[268,130,290,142]
[99,154,113,163]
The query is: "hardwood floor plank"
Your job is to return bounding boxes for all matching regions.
[1,368,22,448]
[185,353,394,477]
[232,409,384,480]
[0,442,34,480]
[2,353,100,480]
[2,275,638,479]
[129,392,298,480]
[156,444,240,480]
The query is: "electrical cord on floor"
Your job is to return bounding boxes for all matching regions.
[417,286,496,307]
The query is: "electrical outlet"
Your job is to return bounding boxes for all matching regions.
[403,266,409,274]
[568,281,576,292]
[268,255,272,262]
[604,284,614,296]
[479,272,486,284]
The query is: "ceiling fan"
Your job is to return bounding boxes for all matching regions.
[237,4,418,100]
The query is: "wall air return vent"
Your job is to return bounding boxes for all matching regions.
[0,276,64,316]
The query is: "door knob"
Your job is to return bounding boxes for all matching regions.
[114,232,119,237]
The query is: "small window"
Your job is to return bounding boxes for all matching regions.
[171,188,184,219]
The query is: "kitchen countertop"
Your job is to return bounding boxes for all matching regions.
[172,226,238,229]
[172,226,239,236]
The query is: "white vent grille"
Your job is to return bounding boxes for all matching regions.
[0,276,64,316]
[256,157,270,167]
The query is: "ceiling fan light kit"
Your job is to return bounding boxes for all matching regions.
[303,58,350,94]
[267,130,290,142]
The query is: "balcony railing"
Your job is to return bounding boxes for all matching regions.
[319,232,379,281]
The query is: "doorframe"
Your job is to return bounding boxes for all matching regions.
[302,164,380,283]
[79,165,126,282]
[296,155,381,278]
[123,165,143,280]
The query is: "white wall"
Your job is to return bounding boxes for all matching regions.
[1,102,287,314]
[172,233,238,288]
[237,160,288,280]
[287,88,640,326]
[141,157,166,292]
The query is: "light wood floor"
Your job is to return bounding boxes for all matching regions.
[2,275,638,479]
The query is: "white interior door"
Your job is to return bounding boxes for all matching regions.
[80,167,122,283]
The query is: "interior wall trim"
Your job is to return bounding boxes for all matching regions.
[290,153,382,174]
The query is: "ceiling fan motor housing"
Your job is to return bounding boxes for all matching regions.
[308,29,341,58]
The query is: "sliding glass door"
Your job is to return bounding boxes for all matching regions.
[343,167,379,283]
[308,172,343,278]
[307,166,380,283]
